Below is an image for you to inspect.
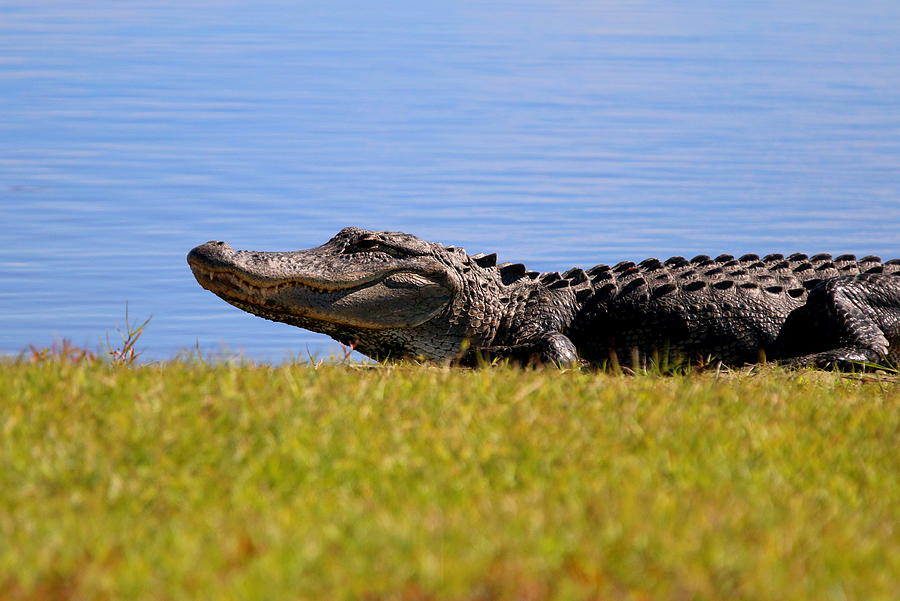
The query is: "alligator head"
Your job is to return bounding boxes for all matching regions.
[187,227,522,362]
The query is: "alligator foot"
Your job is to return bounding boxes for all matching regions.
[780,273,899,370]
[784,347,885,370]
[467,332,579,368]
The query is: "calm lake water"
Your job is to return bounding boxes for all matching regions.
[2,0,899,361]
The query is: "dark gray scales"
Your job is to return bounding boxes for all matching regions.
[187,228,900,369]
[560,253,900,368]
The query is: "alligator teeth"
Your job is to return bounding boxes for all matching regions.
[203,270,279,293]
[198,267,350,297]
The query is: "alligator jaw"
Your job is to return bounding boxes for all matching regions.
[188,257,410,301]
[188,260,327,303]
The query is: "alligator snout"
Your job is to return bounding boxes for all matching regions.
[193,240,233,253]
[187,241,234,267]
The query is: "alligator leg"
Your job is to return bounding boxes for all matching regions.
[469,331,579,367]
[783,274,900,369]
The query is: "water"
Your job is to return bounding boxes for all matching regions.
[2,0,899,361]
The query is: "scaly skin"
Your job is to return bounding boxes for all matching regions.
[188,227,900,368]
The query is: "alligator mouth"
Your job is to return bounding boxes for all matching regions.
[187,259,403,300]
[190,264,297,299]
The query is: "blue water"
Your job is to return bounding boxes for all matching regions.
[2,0,899,361]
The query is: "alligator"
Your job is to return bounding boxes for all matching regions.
[187,227,900,369]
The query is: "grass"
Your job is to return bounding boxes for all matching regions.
[0,356,898,600]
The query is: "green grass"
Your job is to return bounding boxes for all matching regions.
[1,360,898,600]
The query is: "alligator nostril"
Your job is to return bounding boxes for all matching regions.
[188,241,233,264]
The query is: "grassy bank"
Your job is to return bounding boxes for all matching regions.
[1,360,898,600]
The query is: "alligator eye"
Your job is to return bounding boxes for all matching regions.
[354,238,383,250]
[348,238,398,255]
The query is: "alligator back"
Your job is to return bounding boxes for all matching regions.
[554,253,900,365]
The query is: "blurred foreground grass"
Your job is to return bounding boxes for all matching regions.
[0,360,897,600]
